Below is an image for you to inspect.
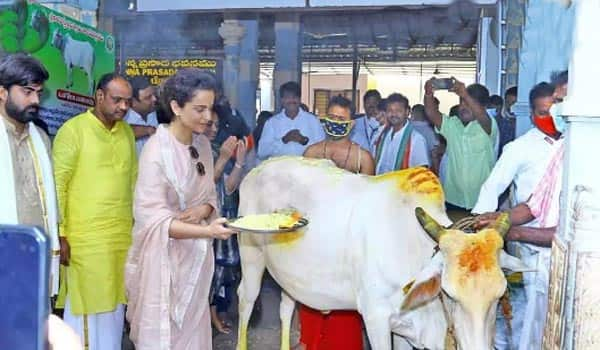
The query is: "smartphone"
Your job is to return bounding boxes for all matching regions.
[431,78,454,90]
[0,225,50,350]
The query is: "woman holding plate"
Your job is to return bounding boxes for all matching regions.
[125,68,234,349]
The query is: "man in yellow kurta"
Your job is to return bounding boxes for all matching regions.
[53,73,136,350]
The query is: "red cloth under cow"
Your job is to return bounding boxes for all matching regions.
[299,304,363,350]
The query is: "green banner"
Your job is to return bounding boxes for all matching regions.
[0,1,115,135]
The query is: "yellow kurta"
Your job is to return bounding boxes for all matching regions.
[53,109,137,315]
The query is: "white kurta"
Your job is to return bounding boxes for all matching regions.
[257,109,325,160]
[376,123,430,175]
[472,128,563,219]
[516,142,563,350]
[124,109,159,157]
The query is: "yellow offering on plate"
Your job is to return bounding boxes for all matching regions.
[231,211,303,231]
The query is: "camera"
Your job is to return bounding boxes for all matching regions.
[431,78,454,90]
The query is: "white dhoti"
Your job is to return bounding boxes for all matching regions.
[63,298,125,350]
[517,245,551,350]
[495,241,526,350]
[494,284,526,350]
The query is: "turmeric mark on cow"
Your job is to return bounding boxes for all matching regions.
[457,233,501,274]
[271,231,303,245]
[372,167,444,204]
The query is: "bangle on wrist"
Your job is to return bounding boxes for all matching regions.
[235,162,244,169]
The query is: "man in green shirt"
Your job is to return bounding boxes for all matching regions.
[424,78,498,215]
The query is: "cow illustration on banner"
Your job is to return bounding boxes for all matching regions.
[0,0,115,135]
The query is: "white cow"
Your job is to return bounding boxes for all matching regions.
[236,157,529,350]
[51,29,95,95]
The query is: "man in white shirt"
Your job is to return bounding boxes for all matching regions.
[375,93,429,174]
[257,81,325,160]
[125,76,158,156]
[350,89,383,154]
[473,80,566,350]
[473,82,560,216]
[411,104,439,159]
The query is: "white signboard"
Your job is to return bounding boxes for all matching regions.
[137,0,305,11]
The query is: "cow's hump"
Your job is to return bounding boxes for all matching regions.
[371,167,444,205]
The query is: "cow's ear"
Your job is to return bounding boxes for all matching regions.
[0,85,7,102]
[400,274,441,312]
[500,250,535,272]
[95,88,104,103]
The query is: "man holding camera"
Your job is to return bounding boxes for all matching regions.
[424,77,498,216]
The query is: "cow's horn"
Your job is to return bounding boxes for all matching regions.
[490,212,511,237]
[415,207,445,243]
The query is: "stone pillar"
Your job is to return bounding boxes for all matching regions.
[543,1,600,349]
[514,0,575,137]
[502,0,526,91]
[477,17,500,95]
[96,0,112,32]
[219,20,246,112]
[273,15,302,111]
[238,19,259,130]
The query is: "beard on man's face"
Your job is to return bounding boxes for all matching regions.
[5,96,40,124]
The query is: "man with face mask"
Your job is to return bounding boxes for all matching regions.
[374,93,429,175]
[471,82,564,349]
[0,54,60,299]
[349,89,383,155]
[496,86,518,157]
[424,78,498,214]
[473,82,562,215]
[53,73,136,350]
[549,70,568,132]
[300,95,374,350]
[304,95,375,175]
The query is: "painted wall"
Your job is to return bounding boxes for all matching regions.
[300,74,368,114]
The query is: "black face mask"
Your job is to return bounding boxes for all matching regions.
[5,94,40,124]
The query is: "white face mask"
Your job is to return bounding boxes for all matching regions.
[549,103,566,134]
[486,108,498,117]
